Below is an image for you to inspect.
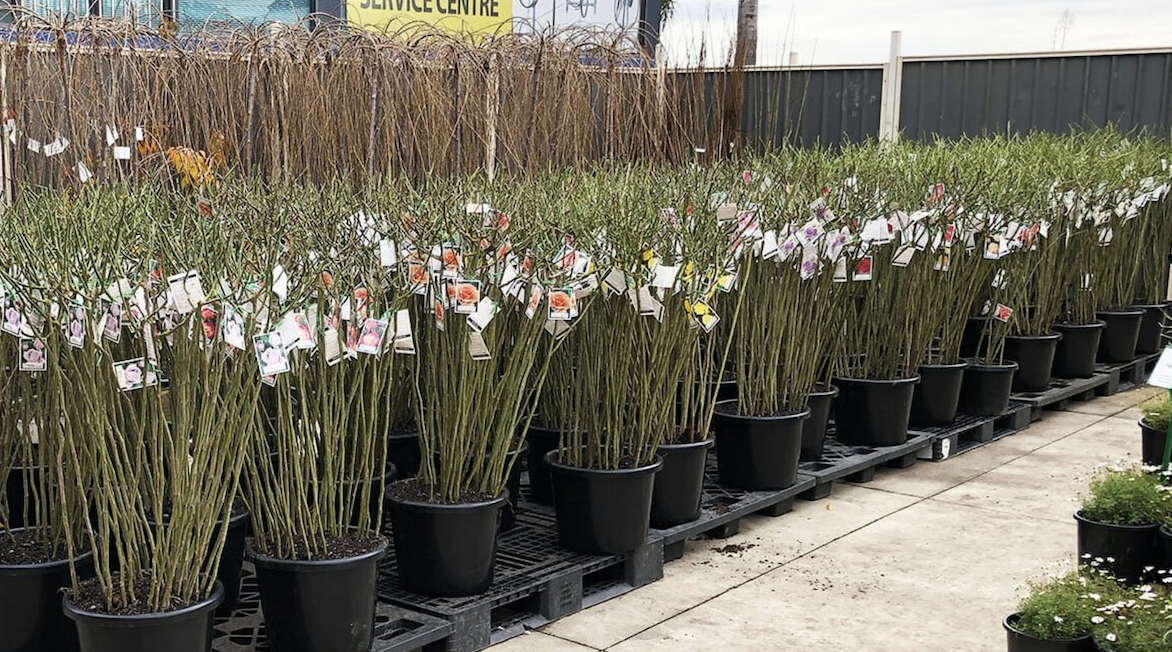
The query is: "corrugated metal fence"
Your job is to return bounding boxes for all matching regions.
[732,48,1172,147]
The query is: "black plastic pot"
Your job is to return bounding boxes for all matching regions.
[1139,418,1169,468]
[388,490,504,597]
[1075,511,1161,583]
[650,437,714,528]
[3,465,44,530]
[1097,309,1143,363]
[909,362,967,427]
[1003,613,1093,652]
[958,361,1018,417]
[525,425,560,505]
[252,541,386,652]
[1,540,93,652]
[387,431,421,479]
[64,582,223,652]
[833,376,919,447]
[217,510,249,615]
[1052,322,1105,379]
[1159,526,1172,572]
[712,401,809,489]
[500,445,526,532]
[1135,302,1168,354]
[961,316,989,358]
[1004,333,1061,393]
[801,384,839,461]
[546,451,662,555]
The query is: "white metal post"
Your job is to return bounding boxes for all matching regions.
[879,30,903,142]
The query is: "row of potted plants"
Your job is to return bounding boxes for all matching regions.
[1,133,1170,652]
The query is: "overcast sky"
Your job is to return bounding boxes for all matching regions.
[659,0,1172,66]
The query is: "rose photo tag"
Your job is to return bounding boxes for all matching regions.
[779,233,801,262]
[433,295,446,331]
[808,197,833,222]
[2,296,24,336]
[261,375,277,387]
[323,327,343,365]
[221,304,247,350]
[113,357,147,391]
[453,280,481,315]
[993,303,1014,323]
[548,287,578,321]
[67,303,87,348]
[934,247,952,272]
[468,331,492,360]
[853,255,874,281]
[441,244,463,278]
[143,361,161,388]
[687,299,720,333]
[200,305,218,342]
[407,261,429,295]
[799,246,819,280]
[18,338,47,372]
[796,220,824,247]
[357,318,389,355]
[717,270,737,293]
[101,301,122,342]
[823,229,849,261]
[253,331,291,376]
[467,297,498,333]
[525,283,543,320]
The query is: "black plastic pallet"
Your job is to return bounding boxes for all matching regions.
[1095,351,1162,396]
[651,452,816,563]
[915,403,1032,462]
[376,509,663,652]
[1011,374,1111,420]
[796,429,934,500]
[214,566,452,652]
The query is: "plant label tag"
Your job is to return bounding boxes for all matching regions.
[779,233,801,261]
[379,239,397,267]
[135,127,145,141]
[891,244,915,267]
[715,203,738,223]
[26,138,41,153]
[796,220,824,247]
[167,271,204,314]
[602,269,627,295]
[499,261,522,300]
[357,318,389,355]
[19,338,46,372]
[222,304,247,350]
[544,319,572,340]
[686,299,720,333]
[43,137,68,157]
[113,357,147,391]
[808,198,835,222]
[548,287,578,321]
[66,303,86,348]
[323,327,343,365]
[106,125,119,146]
[101,301,122,342]
[2,297,23,336]
[271,265,289,305]
[992,303,1013,323]
[76,161,93,183]
[760,230,780,259]
[799,247,819,280]
[393,309,415,355]
[853,256,873,281]
[651,264,678,290]
[433,295,446,330]
[253,332,291,376]
[525,283,543,320]
[832,258,848,282]
[860,219,890,243]
[1146,348,1172,389]
[453,280,480,315]
[717,270,737,293]
[468,331,491,360]
[467,297,498,333]
[991,269,1008,290]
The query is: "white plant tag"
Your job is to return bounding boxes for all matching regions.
[167,271,205,315]
[114,146,131,160]
[468,331,491,360]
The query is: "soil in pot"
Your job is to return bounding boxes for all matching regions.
[713,401,808,489]
[525,424,560,505]
[1139,418,1168,468]
[833,376,919,447]
[546,451,661,555]
[910,362,967,427]
[1,529,95,652]
[251,533,387,652]
[1134,302,1168,354]
[388,480,504,597]
[1097,309,1143,363]
[957,361,1018,417]
[650,437,713,528]
[1004,333,1061,393]
[64,577,224,652]
[1052,322,1105,379]
[1003,613,1093,652]
[801,385,839,461]
[1075,511,1161,583]
[387,430,421,479]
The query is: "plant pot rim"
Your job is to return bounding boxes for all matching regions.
[917,360,969,370]
[1131,301,1171,310]
[1138,417,1166,431]
[387,485,508,512]
[1005,332,1062,341]
[1160,524,1171,537]
[1054,320,1106,330]
[388,429,419,441]
[250,537,389,571]
[810,383,841,397]
[1073,510,1162,531]
[544,450,663,477]
[63,581,225,624]
[963,359,1019,372]
[0,532,94,573]
[658,436,715,452]
[713,399,811,422]
[1097,308,1144,317]
[832,374,921,385]
[1002,613,1091,642]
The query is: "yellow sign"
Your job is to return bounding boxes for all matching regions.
[347,0,513,35]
